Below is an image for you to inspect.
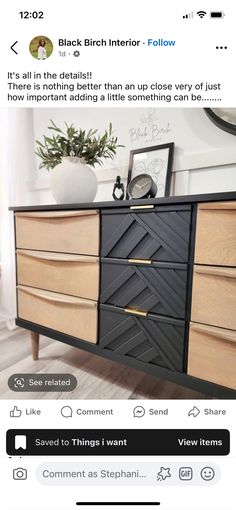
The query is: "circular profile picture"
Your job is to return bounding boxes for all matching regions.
[29,36,53,60]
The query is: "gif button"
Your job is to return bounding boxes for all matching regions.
[179,467,193,480]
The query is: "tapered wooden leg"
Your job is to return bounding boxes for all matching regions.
[31,331,39,360]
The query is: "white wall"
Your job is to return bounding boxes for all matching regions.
[0,110,28,323]
[7,107,236,205]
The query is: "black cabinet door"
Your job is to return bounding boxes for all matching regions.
[101,260,188,319]
[101,205,191,262]
[100,305,185,372]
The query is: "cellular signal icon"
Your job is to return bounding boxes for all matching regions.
[183,12,194,19]
[197,10,207,18]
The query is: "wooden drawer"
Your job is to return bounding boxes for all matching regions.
[101,205,191,262]
[17,285,97,343]
[188,322,236,390]
[101,259,187,318]
[191,265,236,330]
[195,202,236,266]
[17,250,99,301]
[99,304,185,372]
[15,210,99,255]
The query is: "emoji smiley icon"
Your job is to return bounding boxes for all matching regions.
[200,466,215,481]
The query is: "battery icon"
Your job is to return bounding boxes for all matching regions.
[210,11,225,18]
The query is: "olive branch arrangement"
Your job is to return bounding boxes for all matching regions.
[36,120,123,170]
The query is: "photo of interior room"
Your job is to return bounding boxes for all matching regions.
[0,107,235,399]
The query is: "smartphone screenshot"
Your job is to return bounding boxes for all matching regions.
[0,1,235,509]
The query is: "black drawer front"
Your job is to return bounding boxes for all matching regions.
[101,259,188,319]
[99,305,185,372]
[101,206,191,263]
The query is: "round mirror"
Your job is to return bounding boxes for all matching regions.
[204,108,236,135]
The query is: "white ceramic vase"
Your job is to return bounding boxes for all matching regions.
[49,156,98,204]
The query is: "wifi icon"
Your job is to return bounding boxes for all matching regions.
[197,10,207,18]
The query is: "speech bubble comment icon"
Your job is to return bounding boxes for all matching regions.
[61,406,73,418]
[15,435,27,450]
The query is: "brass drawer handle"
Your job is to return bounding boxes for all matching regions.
[194,265,236,279]
[17,250,99,263]
[128,258,152,265]
[18,285,97,308]
[124,307,147,317]
[130,205,154,210]
[15,210,99,219]
[191,322,236,344]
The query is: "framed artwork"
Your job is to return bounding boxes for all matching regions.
[126,142,174,199]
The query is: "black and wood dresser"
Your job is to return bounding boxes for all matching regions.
[10,192,236,397]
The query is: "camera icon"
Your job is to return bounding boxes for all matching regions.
[13,468,27,480]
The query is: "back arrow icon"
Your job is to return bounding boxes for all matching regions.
[11,41,18,54]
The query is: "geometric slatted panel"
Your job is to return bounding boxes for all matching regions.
[100,307,185,372]
[101,209,191,263]
[101,262,187,319]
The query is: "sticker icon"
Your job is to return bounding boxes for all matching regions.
[157,467,171,481]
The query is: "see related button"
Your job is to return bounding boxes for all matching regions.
[8,374,77,392]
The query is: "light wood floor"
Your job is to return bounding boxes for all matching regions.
[0,327,211,399]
